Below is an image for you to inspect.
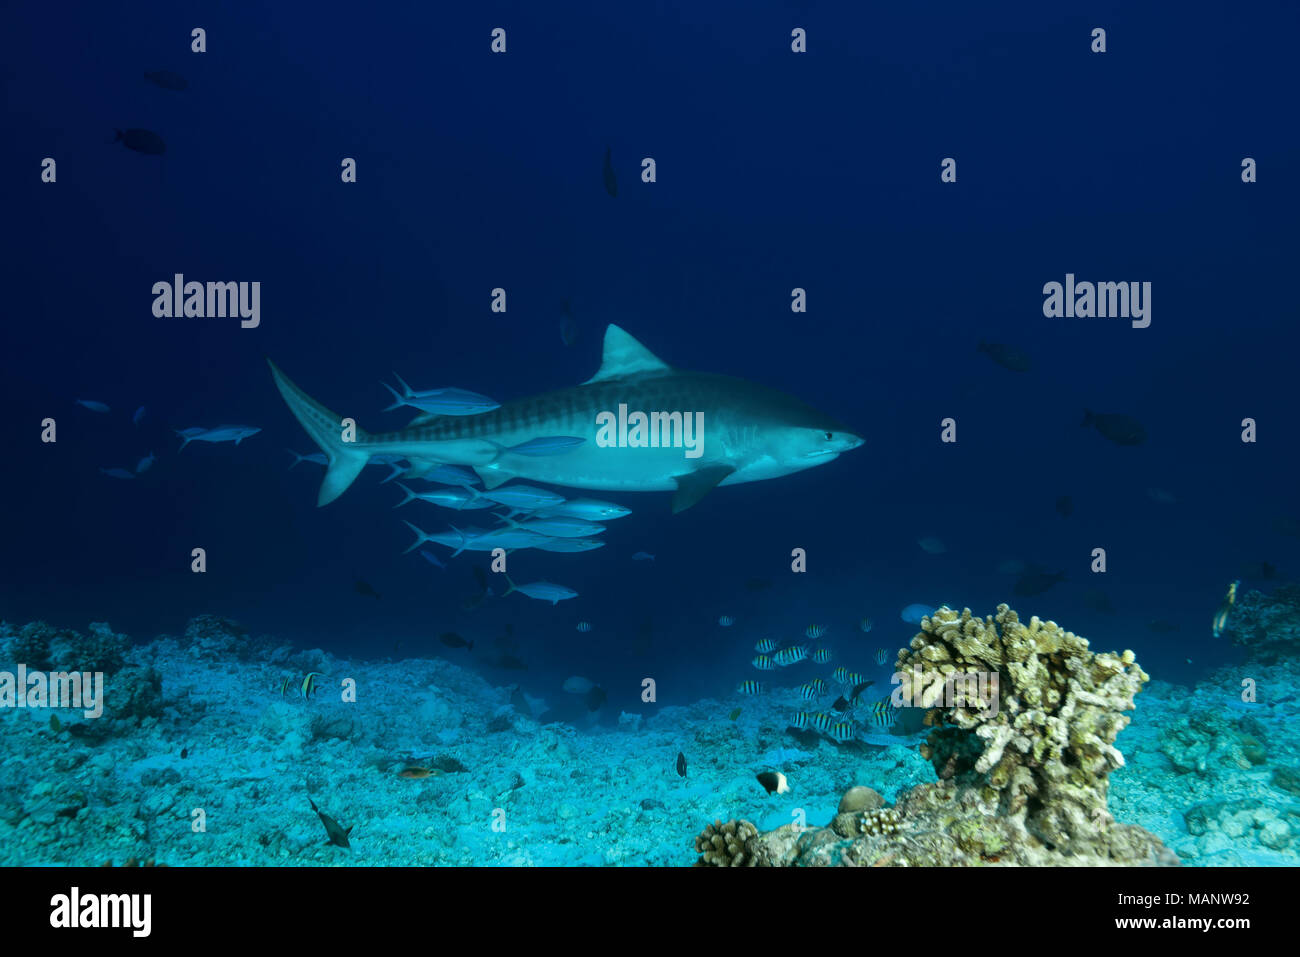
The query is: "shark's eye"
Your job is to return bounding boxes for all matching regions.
[825,431,834,440]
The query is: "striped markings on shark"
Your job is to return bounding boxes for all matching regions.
[269,325,863,513]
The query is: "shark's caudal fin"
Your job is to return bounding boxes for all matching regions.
[268,360,370,506]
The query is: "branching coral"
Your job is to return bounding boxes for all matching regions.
[900,604,1147,853]
[694,819,759,867]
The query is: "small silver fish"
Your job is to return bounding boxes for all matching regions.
[502,575,577,605]
[383,374,500,416]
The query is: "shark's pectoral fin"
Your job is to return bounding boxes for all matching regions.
[671,465,735,513]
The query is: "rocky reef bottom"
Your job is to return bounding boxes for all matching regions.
[697,779,1177,866]
[0,613,1297,866]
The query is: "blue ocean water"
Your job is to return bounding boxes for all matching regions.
[1,1,1297,866]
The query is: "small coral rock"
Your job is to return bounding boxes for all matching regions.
[694,819,759,867]
[837,785,884,814]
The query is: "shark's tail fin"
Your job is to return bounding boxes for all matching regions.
[268,360,371,506]
[502,573,517,598]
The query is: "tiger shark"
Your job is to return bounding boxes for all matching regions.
[268,325,863,513]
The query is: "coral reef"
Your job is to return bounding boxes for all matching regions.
[699,604,1174,866]
[1221,585,1300,661]
[859,807,903,837]
[902,604,1149,855]
[6,622,71,670]
[102,666,164,724]
[2,621,129,676]
[1158,714,1265,774]
[1185,799,1298,852]
[53,623,128,677]
[180,615,258,661]
[736,780,1177,866]
[1274,768,1300,797]
[693,819,759,867]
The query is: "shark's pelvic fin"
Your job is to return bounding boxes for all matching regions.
[583,324,672,384]
[473,466,514,489]
[268,359,370,507]
[671,465,735,513]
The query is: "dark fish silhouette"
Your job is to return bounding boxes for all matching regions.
[1055,495,1073,517]
[496,654,528,671]
[1240,561,1276,580]
[462,566,492,611]
[1275,517,1300,539]
[1082,588,1115,614]
[308,798,353,849]
[632,616,654,657]
[439,631,473,651]
[113,128,166,155]
[560,300,579,346]
[144,70,187,91]
[676,752,687,777]
[494,623,519,653]
[1013,568,1065,597]
[1081,409,1146,446]
[354,579,380,599]
[1147,619,1180,634]
[585,685,607,712]
[602,147,618,197]
[977,341,1031,372]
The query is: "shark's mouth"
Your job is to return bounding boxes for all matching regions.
[804,450,840,460]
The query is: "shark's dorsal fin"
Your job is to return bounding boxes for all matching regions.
[583,325,671,384]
